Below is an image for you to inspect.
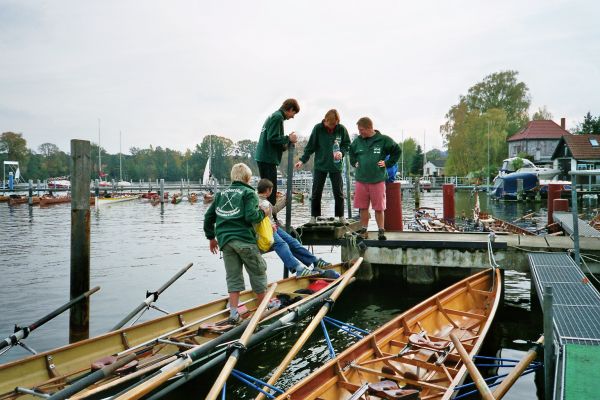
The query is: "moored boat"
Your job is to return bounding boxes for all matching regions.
[276,268,501,400]
[188,193,198,203]
[96,194,140,206]
[171,194,182,204]
[7,196,40,206]
[39,195,71,206]
[203,192,214,203]
[0,262,354,399]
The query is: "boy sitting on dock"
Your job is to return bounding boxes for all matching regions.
[257,179,339,279]
[204,163,271,324]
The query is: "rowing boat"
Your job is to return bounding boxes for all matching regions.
[276,268,501,400]
[7,196,40,206]
[0,262,353,399]
[39,196,71,206]
[96,194,140,206]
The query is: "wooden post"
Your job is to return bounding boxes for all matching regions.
[516,178,524,202]
[344,156,352,219]
[28,179,33,206]
[70,140,91,343]
[37,179,41,196]
[160,179,165,204]
[543,286,554,400]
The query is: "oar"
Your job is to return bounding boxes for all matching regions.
[492,336,543,400]
[0,286,100,352]
[254,257,363,400]
[113,285,277,400]
[111,263,193,330]
[205,283,278,400]
[449,333,495,400]
[47,353,137,400]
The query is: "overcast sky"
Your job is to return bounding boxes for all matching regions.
[1,0,599,155]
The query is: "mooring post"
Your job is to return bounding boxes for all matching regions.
[284,144,295,279]
[28,179,33,206]
[344,156,352,219]
[543,286,554,400]
[516,178,524,201]
[180,178,183,194]
[70,140,91,343]
[160,179,165,204]
[94,179,99,207]
[139,179,142,193]
[414,179,421,208]
[36,179,41,196]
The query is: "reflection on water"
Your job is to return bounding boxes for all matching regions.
[0,191,541,399]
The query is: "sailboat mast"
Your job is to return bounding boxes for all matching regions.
[401,129,404,178]
[119,131,122,182]
[423,130,426,176]
[98,118,101,176]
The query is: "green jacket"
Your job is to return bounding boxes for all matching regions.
[255,110,290,165]
[299,122,350,172]
[349,131,401,183]
[203,181,265,248]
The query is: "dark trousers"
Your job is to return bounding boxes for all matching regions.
[257,161,278,207]
[311,169,344,217]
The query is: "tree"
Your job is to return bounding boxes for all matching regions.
[576,112,600,134]
[0,132,28,163]
[411,145,424,175]
[425,149,444,161]
[399,138,417,176]
[38,143,60,157]
[532,106,553,120]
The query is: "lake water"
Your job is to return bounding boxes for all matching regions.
[0,190,545,399]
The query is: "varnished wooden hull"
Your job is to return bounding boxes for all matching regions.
[278,268,501,400]
[0,263,350,399]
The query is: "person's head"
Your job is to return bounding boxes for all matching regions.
[356,117,375,138]
[281,98,300,120]
[230,163,252,183]
[257,178,274,197]
[323,109,340,130]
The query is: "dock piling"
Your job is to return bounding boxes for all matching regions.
[160,179,165,204]
[442,183,455,223]
[36,179,41,196]
[70,140,91,343]
[543,286,554,400]
[28,180,33,206]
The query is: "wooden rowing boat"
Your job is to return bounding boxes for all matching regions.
[39,196,71,206]
[477,213,535,236]
[0,195,9,202]
[8,196,40,206]
[0,262,352,399]
[276,268,501,400]
[96,194,140,206]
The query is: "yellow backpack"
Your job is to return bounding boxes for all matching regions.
[255,217,274,252]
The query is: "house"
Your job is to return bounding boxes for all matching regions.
[507,119,571,164]
[551,134,600,183]
[424,159,446,177]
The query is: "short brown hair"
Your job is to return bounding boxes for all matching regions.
[257,178,273,194]
[324,109,340,124]
[356,117,373,129]
[281,98,300,113]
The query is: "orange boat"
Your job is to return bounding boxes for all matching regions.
[276,268,501,400]
[203,192,214,203]
[39,196,71,206]
[8,196,40,206]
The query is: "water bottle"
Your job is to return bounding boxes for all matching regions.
[332,140,341,164]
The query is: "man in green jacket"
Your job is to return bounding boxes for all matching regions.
[255,99,300,216]
[349,117,400,240]
[204,163,269,324]
[295,109,350,223]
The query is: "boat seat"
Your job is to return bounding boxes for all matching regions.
[367,381,420,399]
[408,333,450,352]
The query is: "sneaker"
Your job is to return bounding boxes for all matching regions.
[338,216,347,224]
[226,313,241,325]
[308,216,317,225]
[358,228,369,239]
[318,269,341,279]
[295,265,318,277]
[378,229,387,241]
[314,258,331,270]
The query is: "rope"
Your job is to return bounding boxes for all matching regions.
[580,256,600,285]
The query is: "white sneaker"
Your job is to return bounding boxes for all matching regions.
[308,216,317,224]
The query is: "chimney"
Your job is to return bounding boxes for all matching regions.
[561,117,566,130]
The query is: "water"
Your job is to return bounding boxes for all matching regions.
[0,191,543,399]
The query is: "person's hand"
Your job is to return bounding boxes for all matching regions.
[289,131,298,143]
[295,161,303,169]
[377,160,386,168]
[333,151,343,161]
[209,239,219,254]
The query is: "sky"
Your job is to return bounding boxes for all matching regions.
[1,0,599,155]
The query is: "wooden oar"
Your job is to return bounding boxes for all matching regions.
[492,336,543,400]
[0,286,100,352]
[254,257,363,400]
[449,333,495,400]
[113,284,277,400]
[111,263,194,330]
[205,283,278,400]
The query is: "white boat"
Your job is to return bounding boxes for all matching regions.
[496,157,559,181]
[117,180,132,188]
[47,178,71,189]
[97,194,140,206]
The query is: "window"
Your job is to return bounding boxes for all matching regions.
[590,138,599,147]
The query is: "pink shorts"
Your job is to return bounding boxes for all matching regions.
[353,181,386,211]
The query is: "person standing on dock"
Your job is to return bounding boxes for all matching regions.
[255,98,300,223]
[295,109,350,224]
[349,117,400,240]
[204,163,270,324]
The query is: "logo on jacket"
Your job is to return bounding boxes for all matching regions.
[373,146,381,154]
[216,190,241,217]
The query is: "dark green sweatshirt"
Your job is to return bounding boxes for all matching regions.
[203,181,265,248]
[299,122,350,173]
[255,110,290,165]
[349,131,401,183]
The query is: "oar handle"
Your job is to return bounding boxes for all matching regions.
[111,263,193,331]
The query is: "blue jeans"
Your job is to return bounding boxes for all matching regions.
[272,227,317,271]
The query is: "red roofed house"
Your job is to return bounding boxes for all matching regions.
[551,134,600,183]
[507,118,571,164]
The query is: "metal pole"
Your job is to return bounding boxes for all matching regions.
[543,286,554,400]
[70,140,91,343]
[344,156,352,219]
[28,179,33,206]
[571,173,580,266]
[160,179,165,204]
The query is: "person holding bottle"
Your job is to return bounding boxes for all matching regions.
[295,109,351,224]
